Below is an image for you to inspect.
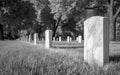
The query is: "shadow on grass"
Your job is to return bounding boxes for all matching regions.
[109,55,120,62]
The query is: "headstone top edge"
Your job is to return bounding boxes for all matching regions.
[84,16,107,23]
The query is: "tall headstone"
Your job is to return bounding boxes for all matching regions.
[42,38,44,41]
[67,36,70,42]
[76,37,78,42]
[84,16,109,66]
[34,33,38,45]
[45,30,53,48]
[59,37,61,42]
[78,36,82,43]
[70,37,72,42]
[53,37,55,41]
[28,35,31,43]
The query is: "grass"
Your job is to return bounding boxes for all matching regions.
[0,40,120,75]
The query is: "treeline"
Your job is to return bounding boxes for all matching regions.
[0,0,120,40]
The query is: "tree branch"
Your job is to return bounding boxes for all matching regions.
[55,16,61,30]
[114,6,120,20]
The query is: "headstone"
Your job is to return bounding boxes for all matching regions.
[70,37,72,42]
[84,16,109,66]
[45,30,53,48]
[78,36,82,43]
[67,36,70,42]
[59,37,61,42]
[34,33,38,45]
[76,37,78,41]
[53,37,55,41]
[42,38,44,41]
[28,35,32,43]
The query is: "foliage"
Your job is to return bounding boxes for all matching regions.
[0,0,37,39]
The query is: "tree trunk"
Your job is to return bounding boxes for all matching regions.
[113,18,117,40]
[52,23,56,38]
[7,25,14,40]
[52,17,61,38]
[0,24,4,40]
[109,0,114,41]
[113,6,120,41]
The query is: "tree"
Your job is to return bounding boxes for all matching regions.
[0,0,36,39]
[28,0,120,41]
[109,0,120,40]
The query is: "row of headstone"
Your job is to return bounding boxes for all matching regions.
[20,16,109,67]
[53,36,82,43]
[22,35,82,43]
[21,31,82,49]
[20,30,52,49]
[44,16,109,67]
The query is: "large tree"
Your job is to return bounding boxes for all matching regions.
[48,0,89,37]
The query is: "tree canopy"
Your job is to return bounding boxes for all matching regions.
[0,0,120,40]
[0,0,37,39]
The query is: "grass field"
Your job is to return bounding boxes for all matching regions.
[0,40,120,75]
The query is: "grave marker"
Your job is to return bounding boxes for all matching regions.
[67,36,70,42]
[59,37,61,42]
[78,36,82,43]
[53,37,55,41]
[34,33,38,45]
[45,30,53,48]
[70,37,72,42]
[28,35,32,43]
[84,16,109,66]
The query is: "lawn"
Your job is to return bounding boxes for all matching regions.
[0,40,120,75]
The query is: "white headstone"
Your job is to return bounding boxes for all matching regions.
[45,30,53,48]
[84,16,109,66]
[67,36,70,42]
[78,36,82,43]
[53,37,55,41]
[28,35,31,43]
[76,37,78,41]
[70,37,72,41]
[41,38,44,41]
[34,33,38,45]
[59,37,61,42]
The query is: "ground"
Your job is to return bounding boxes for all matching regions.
[0,40,120,75]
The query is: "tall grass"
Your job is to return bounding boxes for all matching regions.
[0,50,120,75]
